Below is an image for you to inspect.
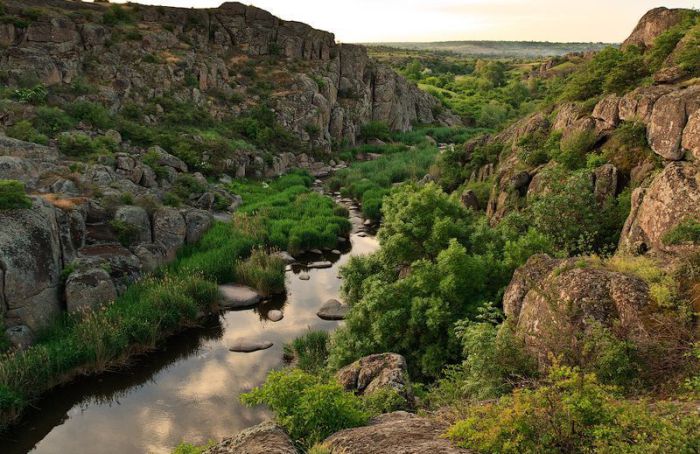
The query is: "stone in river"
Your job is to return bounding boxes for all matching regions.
[310,248,323,255]
[308,261,332,269]
[299,273,310,280]
[317,299,350,320]
[331,249,341,255]
[357,232,368,238]
[364,219,373,226]
[229,339,274,353]
[267,310,284,322]
[285,264,293,272]
[219,284,262,309]
[273,251,296,264]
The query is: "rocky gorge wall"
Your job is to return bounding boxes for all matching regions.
[0,0,457,150]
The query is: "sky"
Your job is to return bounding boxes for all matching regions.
[108,0,699,43]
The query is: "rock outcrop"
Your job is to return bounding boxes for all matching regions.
[621,7,688,50]
[619,162,700,254]
[204,421,296,454]
[323,412,468,454]
[505,255,653,368]
[336,353,413,404]
[0,0,457,153]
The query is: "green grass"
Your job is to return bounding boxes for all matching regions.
[283,330,330,374]
[326,145,438,220]
[0,171,349,428]
[236,248,286,296]
[663,218,700,246]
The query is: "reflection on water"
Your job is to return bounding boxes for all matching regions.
[2,206,378,454]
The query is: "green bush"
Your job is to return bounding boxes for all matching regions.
[57,132,115,157]
[676,26,700,76]
[109,219,140,247]
[359,121,391,142]
[601,121,656,174]
[12,85,47,105]
[102,4,133,25]
[446,365,700,453]
[0,180,32,210]
[235,249,286,296]
[283,330,330,374]
[172,174,206,200]
[552,130,596,170]
[34,107,76,135]
[240,369,369,448]
[663,218,700,245]
[6,120,48,145]
[66,100,114,130]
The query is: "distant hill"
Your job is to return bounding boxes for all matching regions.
[363,41,613,58]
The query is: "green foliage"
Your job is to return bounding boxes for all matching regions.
[662,218,700,246]
[57,132,116,158]
[172,174,206,200]
[676,25,700,75]
[528,167,629,255]
[240,369,369,448]
[329,184,553,379]
[109,219,140,247]
[361,387,409,415]
[429,307,536,405]
[0,179,32,210]
[283,331,330,374]
[359,121,391,142]
[171,442,212,454]
[446,365,700,453]
[552,130,596,170]
[12,85,47,105]
[102,4,133,25]
[34,107,76,135]
[235,248,286,296]
[6,120,48,145]
[66,100,114,130]
[600,121,655,174]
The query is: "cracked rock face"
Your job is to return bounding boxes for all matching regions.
[0,198,63,333]
[204,421,296,454]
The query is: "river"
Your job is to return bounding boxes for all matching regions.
[2,194,378,454]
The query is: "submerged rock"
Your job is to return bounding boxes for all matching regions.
[273,251,296,264]
[219,285,262,309]
[308,261,333,269]
[299,273,310,281]
[204,421,295,454]
[317,299,349,320]
[229,340,274,353]
[267,310,284,322]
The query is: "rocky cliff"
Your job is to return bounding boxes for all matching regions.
[0,0,456,150]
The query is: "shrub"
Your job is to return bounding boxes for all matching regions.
[235,249,286,296]
[66,100,114,130]
[446,365,700,454]
[359,121,390,142]
[663,218,700,246]
[109,219,140,246]
[676,26,700,75]
[172,174,206,200]
[240,369,369,448]
[12,85,47,105]
[102,4,132,25]
[0,179,32,210]
[34,107,76,135]
[6,120,48,145]
[429,307,537,406]
[601,121,655,174]
[552,130,596,170]
[57,132,115,157]
[283,330,330,374]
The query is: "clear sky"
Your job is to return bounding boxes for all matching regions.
[108,0,699,43]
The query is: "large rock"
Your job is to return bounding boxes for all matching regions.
[204,421,296,454]
[114,205,152,244]
[619,162,700,254]
[317,298,349,320]
[65,268,117,313]
[323,412,468,454]
[183,208,212,244]
[621,7,687,50]
[682,109,700,161]
[152,207,186,260]
[336,353,412,402]
[647,86,700,161]
[502,254,560,320]
[0,198,62,332]
[219,284,262,309]
[508,256,652,368]
[593,163,619,205]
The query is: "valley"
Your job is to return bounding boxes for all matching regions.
[0,1,698,453]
